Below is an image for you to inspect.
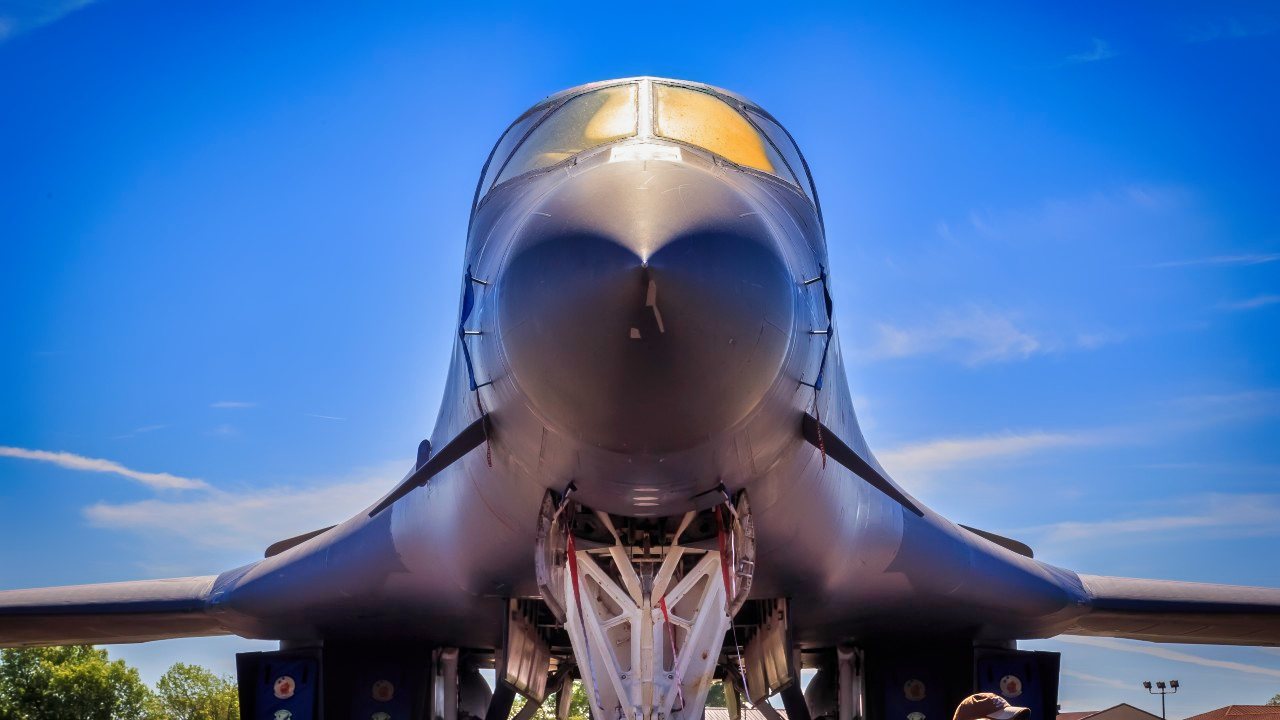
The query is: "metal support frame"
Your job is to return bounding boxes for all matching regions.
[780,646,812,720]
[563,517,731,720]
[755,701,787,720]
[836,645,863,720]
[742,599,795,706]
[485,684,517,720]
[501,599,554,702]
[780,681,812,720]
[514,697,542,720]
[538,491,755,720]
[556,674,575,720]
[725,676,742,720]
[433,648,459,720]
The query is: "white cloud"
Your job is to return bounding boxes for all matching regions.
[1153,252,1280,268]
[1165,390,1280,427]
[1061,669,1133,691]
[864,303,1123,367]
[867,306,1045,365]
[83,462,401,554]
[963,184,1189,246]
[1220,295,1280,312]
[1137,461,1280,475]
[1064,37,1116,64]
[0,446,207,490]
[875,389,1274,479]
[1021,493,1280,544]
[113,424,168,440]
[1059,636,1280,679]
[0,0,93,43]
[210,401,256,409]
[208,424,239,437]
[878,430,1102,476]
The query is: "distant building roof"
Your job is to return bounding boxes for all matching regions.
[1058,704,1163,720]
[1184,706,1280,720]
[705,708,789,720]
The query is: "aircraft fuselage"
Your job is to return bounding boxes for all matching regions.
[213,80,1085,655]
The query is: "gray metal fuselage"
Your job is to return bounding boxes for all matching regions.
[208,123,1089,652]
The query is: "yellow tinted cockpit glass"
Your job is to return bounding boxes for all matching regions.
[654,83,783,177]
[496,84,638,186]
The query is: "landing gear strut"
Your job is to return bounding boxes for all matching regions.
[537,491,754,720]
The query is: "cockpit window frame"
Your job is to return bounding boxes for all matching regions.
[472,78,823,229]
[470,104,550,215]
[742,106,822,211]
[475,81,640,210]
[648,80,813,200]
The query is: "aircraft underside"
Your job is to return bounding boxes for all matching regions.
[230,487,1064,720]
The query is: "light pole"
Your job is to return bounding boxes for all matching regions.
[1143,680,1180,720]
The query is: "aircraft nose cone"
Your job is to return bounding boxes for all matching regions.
[497,160,796,454]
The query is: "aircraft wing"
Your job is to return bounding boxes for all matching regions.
[1065,573,1280,645]
[0,576,228,647]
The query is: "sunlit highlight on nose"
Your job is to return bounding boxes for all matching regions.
[609,143,683,163]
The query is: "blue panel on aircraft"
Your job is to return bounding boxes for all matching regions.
[974,650,1060,720]
[350,663,415,719]
[240,653,320,720]
[882,663,947,720]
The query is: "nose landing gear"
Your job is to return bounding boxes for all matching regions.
[536,490,754,720]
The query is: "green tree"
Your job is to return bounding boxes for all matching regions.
[1267,692,1280,706]
[510,680,591,720]
[0,646,152,720]
[705,681,726,707]
[150,663,238,720]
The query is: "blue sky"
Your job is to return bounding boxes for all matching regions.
[1,0,1278,714]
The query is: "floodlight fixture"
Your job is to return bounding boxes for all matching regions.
[1143,679,1180,720]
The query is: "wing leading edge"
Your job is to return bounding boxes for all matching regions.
[1066,574,1280,646]
[0,576,228,648]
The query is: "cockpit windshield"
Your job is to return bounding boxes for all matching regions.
[652,83,789,182]
[493,84,638,187]
[479,79,815,205]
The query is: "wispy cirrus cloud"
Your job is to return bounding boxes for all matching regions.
[1059,636,1280,679]
[1060,669,1133,691]
[1165,390,1280,426]
[113,424,168,440]
[867,306,1044,366]
[0,0,93,43]
[83,462,400,553]
[208,424,239,437]
[1153,252,1280,268]
[1020,493,1280,545]
[210,401,256,409]
[876,389,1276,480]
[1219,295,1280,312]
[1064,37,1116,64]
[0,446,206,490]
[963,184,1188,245]
[878,429,1106,477]
[1138,460,1280,475]
[864,306,1116,367]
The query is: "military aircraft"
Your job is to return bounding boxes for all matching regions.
[3,77,1279,720]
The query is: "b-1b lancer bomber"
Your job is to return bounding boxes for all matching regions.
[4,77,1279,720]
